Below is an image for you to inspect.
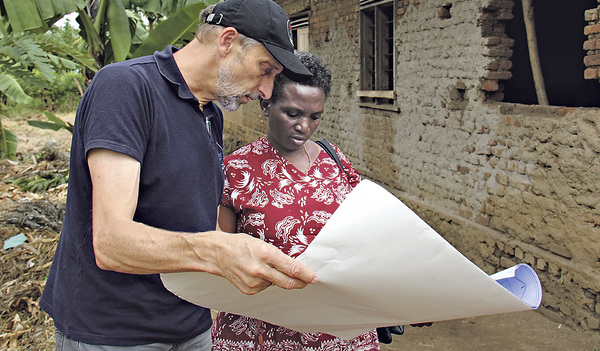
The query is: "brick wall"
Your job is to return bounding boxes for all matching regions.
[222,0,600,332]
[585,2,600,79]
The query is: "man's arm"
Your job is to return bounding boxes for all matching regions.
[88,148,317,294]
[217,205,237,233]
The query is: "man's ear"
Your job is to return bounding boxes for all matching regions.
[217,27,239,57]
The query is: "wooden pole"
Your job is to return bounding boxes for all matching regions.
[522,0,549,105]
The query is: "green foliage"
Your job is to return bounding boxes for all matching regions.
[1,0,87,33]
[1,0,220,73]
[0,126,18,160]
[0,32,49,104]
[132,1,217,58]
[71,0,219,67]
[4,171,69,193]
[106,0,132,61]
[0,0,220,162]
[19,71,83,113]
[0,30,96,104]
[0,73,32,105]
[28,112,74,134]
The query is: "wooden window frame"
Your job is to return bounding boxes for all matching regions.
[359,0,397,110]
[290,12,310,51]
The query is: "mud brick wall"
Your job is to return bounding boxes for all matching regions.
[222,0,600,332]
[585,1,600,80]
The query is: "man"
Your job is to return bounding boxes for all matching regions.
[40,0,317,349]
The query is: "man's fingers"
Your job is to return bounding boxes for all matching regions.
[215,233,317,294]
[263,246,317,288]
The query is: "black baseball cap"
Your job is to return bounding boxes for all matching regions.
[206,0,312,80]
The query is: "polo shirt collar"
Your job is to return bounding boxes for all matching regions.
[154,45,220,115]
[155,45,196,101]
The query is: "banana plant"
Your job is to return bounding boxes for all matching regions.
[0,0,218,159]
[1,0,219,69]
[89,0,220,65]
[0,26,96,159]
[0,30,97,102]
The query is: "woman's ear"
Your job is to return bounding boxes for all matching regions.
[260,99,270,115]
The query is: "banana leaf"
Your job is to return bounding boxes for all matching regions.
[76,9,104,55]
[0,74,33,104]
[2,0,86,33]
[0,127,18,160]
[27,111,74,133]
[3,0,43,32]
[107,0,131,61]
[131,1,217,58]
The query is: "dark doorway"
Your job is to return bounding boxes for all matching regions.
[503,0,600,107]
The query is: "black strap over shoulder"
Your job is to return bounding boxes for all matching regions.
[315,139,346,173]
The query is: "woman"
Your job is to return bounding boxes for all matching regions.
[213,52,380,350]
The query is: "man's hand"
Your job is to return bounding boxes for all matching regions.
[205,232,318,295]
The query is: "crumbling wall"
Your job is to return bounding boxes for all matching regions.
[223,0,600,332]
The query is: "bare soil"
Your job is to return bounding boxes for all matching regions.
[384,312,600,351]
[0,113,599,350]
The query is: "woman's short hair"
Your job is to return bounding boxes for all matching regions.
[196,4,260,52]
[269,51,332,104]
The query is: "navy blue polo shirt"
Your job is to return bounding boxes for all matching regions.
[40,46,224,345]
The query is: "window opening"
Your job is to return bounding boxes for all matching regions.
[503,0,600,107]
[359,0,396,108]
[290,13,309,52]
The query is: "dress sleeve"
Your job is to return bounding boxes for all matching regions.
[330,143,362,188]
[221,157,235,210]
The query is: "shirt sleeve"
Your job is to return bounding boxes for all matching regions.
[78,64,151,163]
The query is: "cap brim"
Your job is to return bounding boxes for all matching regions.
[262,42,313,81]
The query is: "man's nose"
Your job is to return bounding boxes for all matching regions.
[258,77,275,100]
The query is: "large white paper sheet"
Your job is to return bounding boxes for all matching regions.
[161,180,542,339]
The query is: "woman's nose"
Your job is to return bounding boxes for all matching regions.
[295,119,308,132]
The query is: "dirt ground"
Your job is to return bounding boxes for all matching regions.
[383,311,600,351]
[1,113,599,350]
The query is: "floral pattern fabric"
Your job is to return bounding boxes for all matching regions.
[213,137,379,351]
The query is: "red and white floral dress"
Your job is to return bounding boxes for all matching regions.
[212,137,380,351]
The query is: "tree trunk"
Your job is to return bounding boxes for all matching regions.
[522,0,549,105]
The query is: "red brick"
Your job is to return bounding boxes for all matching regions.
[585,9,599,22]
[482,80,499,91]
[499,59,513,70]
[486,60,500,70]
[584,39,596,51]
[584,24,600,35]
[584,68,598,79]
[484,37,501,46]
[484,71,512,80]
[501,38,515,48]
[584,54,600,66]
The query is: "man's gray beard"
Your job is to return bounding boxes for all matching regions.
[215,64,247,112]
